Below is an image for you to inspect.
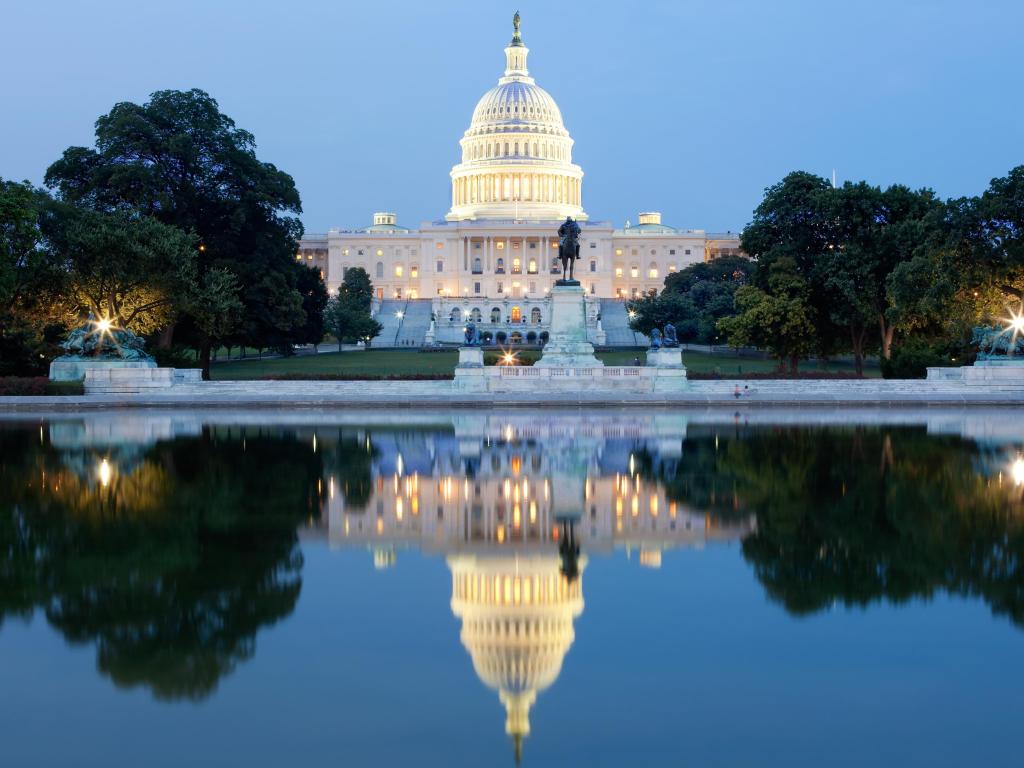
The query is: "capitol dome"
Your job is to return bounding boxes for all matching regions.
[447,13,586,222]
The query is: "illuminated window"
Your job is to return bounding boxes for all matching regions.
[295,254,302,261]
[668,264,677,273]
[306,254,313,261]
[615,267,623,278]
[615,248,623,256]
[512,257,522,274]
[394,264,403,277]
[496,241,505,250]
[410,265,418,278]
[648,263,658,279]
[435,242,444,249]
[527,259,537,273]
[631,265,639,278]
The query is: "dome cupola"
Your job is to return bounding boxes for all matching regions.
[446,13,586,222]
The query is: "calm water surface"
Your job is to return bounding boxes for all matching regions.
[1,409,1023,767]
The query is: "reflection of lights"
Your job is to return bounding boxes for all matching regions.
[1012,457,1024,486]
[98,458,112,488]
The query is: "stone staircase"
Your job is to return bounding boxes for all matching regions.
[600,299,648,347]
[394,300,433,347]
[373,300,406,347]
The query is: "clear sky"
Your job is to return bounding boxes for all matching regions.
[2,0,1021,234]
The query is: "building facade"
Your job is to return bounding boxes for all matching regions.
[298,14,741,344]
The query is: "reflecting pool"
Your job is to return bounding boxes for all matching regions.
[2,409,1023,767]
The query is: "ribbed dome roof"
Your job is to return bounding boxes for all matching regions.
[467,81,567,138]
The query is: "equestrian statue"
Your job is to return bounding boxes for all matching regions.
[556,216,581,284]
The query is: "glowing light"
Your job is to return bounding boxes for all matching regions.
[395,311,404,319]
[627,309,637,319]
[1007,311,1024,336]
[98,458,112,488]
[94,317,113,334]
[1013,457,1024,487]
[502,351,517,366]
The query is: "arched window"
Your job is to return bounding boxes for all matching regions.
[491,307,502,323]
[470,307,482,323]
[394,264,404,278]
[530,307,542,324]
[450,307,462,323]
[472,257,482,273]
[510,306,522,323]
[510,331,523,345]
[631,264,639,279]
[496,257,505,274]
[512,257,522,274]
[648,262,659,279]
[376,262,384,278]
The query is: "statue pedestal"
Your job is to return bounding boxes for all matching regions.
[453,346,487,392]
[645,346,688,392]
[49,358,157,382]
[534,285,603,368]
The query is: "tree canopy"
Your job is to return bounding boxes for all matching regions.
[44,88,321,377]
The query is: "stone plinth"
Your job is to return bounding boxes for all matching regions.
[927,361,1024,385]
[50,358,156,382]
[84,367,175,394]
[534,284,603,368]
[646,346,688,392]
[452,347,487,392]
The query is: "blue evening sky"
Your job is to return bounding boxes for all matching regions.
[2,0,1021,234]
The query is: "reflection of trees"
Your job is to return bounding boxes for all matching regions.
[658,426,1024,626]
[321,430,377,511]
[0,425,322,699]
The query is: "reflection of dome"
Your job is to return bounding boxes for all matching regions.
[447,14,586,222]
[449,553,585,763]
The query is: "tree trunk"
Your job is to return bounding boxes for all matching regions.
[789,353,799,374]
[851,327,865,376]
[879,318,896,360]
[200,338,212,381]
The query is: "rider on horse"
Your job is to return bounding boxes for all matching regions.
[557,216,581,282]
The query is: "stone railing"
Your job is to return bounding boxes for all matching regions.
[480,364,683,392]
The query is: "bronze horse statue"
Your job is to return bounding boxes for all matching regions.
[557,216,581,283]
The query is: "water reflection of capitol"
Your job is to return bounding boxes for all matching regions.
[304,413,754,761]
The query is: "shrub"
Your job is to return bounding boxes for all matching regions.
[0,377,84,395]
[881,339,956,379]
[258,373,453,381]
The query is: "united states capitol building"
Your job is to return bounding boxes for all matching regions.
[298,14,741,346]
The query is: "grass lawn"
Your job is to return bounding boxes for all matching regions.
[210,348,880,380]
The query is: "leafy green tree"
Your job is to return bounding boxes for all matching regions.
[717,258,817,372]
[0,179,59,373]
[626,291,696,339]
[40,203,195,334]
[324,267,382,350]
[324,294,383,350]
[44,89,317,378]
[741,171,845,361]
[823,183,941,371]
[339,266,374,312]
